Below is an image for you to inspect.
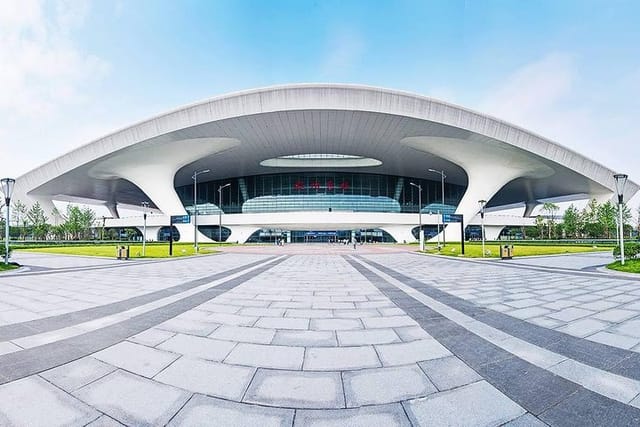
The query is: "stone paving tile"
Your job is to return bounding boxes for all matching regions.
[418,356,482,391]
[402,381,525,426]
[393,326,432,342]
[343,365,436,407]
[167,394,294,427]
[593,309,639,323]
[225,342,305,370]
[586,331,640,349]
[0,376,99,426]
[528,316,565,329]
[0,341,22,356]
[40,357,117,392]
[243,369,344,409]
[157,333,237,362]
[294,403,411,426]
[128,328,175,347]
[555,318,611,338]
[239,307,286,317]
[361,315,418,329]
[612,319,640,338]
[209,324,276,344]
[285,309,333,318]
[304,346,381,371]
[74,370,191,426]
[154,357,256,400]
[93,341,179,378]
[332,308,380,318]
[156,317,220,337]
[310,318,363,330]
[579,300,620,311]
[85,414,125,426]
[255,317,310,330]
[547,307,595,322]
[205,312,259,327]
[271,330,337,347]
[507,307,551,320]
[336,328,401,346]
[375,339,451,366]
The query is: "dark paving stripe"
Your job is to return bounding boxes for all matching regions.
[0,256,277,341]
[345,257,640,426]
[0,256,288,385]
[361,256,640,380]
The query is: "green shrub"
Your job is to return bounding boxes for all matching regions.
[613,242,640,259]
[0,245,11,260]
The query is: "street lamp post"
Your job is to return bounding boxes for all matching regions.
[192,169,210,253]
[1,178,15,265]
[428,169,446,245]
[141,201,149,257]
[614,174,629,265]
[218,183,231,243]
[478,200,487,258]
[410,182,424,251]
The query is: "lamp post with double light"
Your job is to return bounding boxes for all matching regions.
[1,178,15,265]
[218,183,231,243]
[428,169,446,245]
[478,199,487,258]
[409,182,424,251]
[141,201,149,257]
[614,174,628,265]
[192,169,210,252]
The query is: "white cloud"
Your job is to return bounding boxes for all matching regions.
[0,0,110,177]
[477,53,640,211]
[0,0,109,118]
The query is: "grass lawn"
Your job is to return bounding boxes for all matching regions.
[0,263,19,272]
[422,243,611,258]
[19,243,222,259]
[607,259,640,273]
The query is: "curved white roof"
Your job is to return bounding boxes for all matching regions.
[13,83,638,214]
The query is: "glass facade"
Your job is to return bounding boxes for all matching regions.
[176,172,465,215]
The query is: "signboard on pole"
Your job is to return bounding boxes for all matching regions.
[442,213,463,223]
[170,215,191,224]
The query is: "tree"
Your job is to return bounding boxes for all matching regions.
[26,202,49,240]
[542,202,559,239]
[582,198,603,238]
[535,215,545,239]
[598,201,617,239]
[562,204,581,238]
[62,205,96,240]
[11,200,27,240]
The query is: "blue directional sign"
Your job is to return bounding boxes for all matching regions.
[170,215,191,224]
[442,213,463,223]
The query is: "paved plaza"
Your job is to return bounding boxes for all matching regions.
[1,247,640,426]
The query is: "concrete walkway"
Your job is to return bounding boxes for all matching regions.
[0,249,639,425]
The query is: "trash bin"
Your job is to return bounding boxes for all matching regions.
[117,245,130,260]
[500,244,513,260]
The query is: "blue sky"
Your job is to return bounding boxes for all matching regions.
[1,0,639,205]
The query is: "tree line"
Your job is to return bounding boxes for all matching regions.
[1,202,97,240]
[525,199,634,240]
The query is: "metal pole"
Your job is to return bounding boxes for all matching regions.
[219,186,222,243]
[481,213,486,258]
[418,186,423,251]
[194,173,198,252]
[619,202,625,265]
[441,172,446,245]
[4,199,9,265]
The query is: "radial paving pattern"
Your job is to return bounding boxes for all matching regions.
[1,249,640,425]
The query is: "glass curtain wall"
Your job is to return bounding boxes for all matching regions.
[175,172,465,215]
